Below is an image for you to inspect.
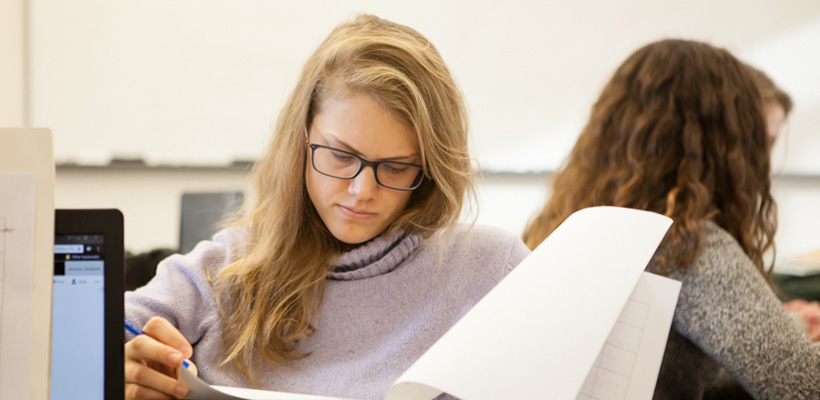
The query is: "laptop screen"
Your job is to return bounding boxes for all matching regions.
[52,234,106,399]
[51,209,124,400]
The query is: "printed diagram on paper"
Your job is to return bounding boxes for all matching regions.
[576,272,680,400]
[577,297,650,400]
[0,173,37,400]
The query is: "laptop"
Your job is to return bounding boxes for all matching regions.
[51,209,124,400]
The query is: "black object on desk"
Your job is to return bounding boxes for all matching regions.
[773,273,820,302]
[179,191,244,254]
[52,209,124,400]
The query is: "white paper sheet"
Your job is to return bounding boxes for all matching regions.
[576,272,681,400]
[0,173,37,400]
[386,206,673,400]
[180,367,351,400]
[774,249,820,276]
[178,207,674,400]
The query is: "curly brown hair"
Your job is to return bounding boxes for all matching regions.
[523,39,777,277]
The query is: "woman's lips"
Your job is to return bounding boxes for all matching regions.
[338,205,376,220]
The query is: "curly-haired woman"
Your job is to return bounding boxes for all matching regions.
[523,40,820,399]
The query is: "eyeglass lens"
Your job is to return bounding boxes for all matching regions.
[312,146,422,189]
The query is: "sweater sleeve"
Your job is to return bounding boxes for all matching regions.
[670,224,820,399]
[508,238,531,272]
[124,227,244,346]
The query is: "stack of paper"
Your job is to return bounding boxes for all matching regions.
[775,249,820,276]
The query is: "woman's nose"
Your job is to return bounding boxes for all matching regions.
[348,165,378,199]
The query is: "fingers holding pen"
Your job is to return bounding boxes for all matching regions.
[142,317,194,361]
[125,335,190,398]
[124,317,194,399]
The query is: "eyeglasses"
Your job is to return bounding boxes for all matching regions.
[306,142,424,191]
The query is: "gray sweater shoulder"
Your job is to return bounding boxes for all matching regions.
[656,221,820,399]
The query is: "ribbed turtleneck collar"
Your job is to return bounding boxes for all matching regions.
[327,231,422,281]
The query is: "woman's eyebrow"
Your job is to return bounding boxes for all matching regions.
[320,131,419,162]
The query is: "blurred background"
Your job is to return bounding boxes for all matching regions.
[2,0,819,260]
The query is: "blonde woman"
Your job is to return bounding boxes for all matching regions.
[124,15,529,400]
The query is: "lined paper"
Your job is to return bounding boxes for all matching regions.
[577,272,681,400]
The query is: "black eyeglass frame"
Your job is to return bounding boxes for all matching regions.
[306,142,425,191]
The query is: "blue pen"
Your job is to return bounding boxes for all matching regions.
[125,320,190,368]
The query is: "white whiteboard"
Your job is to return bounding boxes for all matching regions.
[29,0,820,173]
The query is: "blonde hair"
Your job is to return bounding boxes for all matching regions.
[523,40,776,278]
[215,14,473,382]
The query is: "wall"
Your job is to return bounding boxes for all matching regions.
[0,0,25,126]
[55,166,251,254]
[9,1,820,261]
[27,0,820,174]
[55,168,820,262]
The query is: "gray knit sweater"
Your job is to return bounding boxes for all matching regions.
[125,224,529,400]
[652,221,820,399]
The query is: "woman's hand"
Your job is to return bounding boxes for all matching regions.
[784,299,820,342]
[125,317,197,399]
